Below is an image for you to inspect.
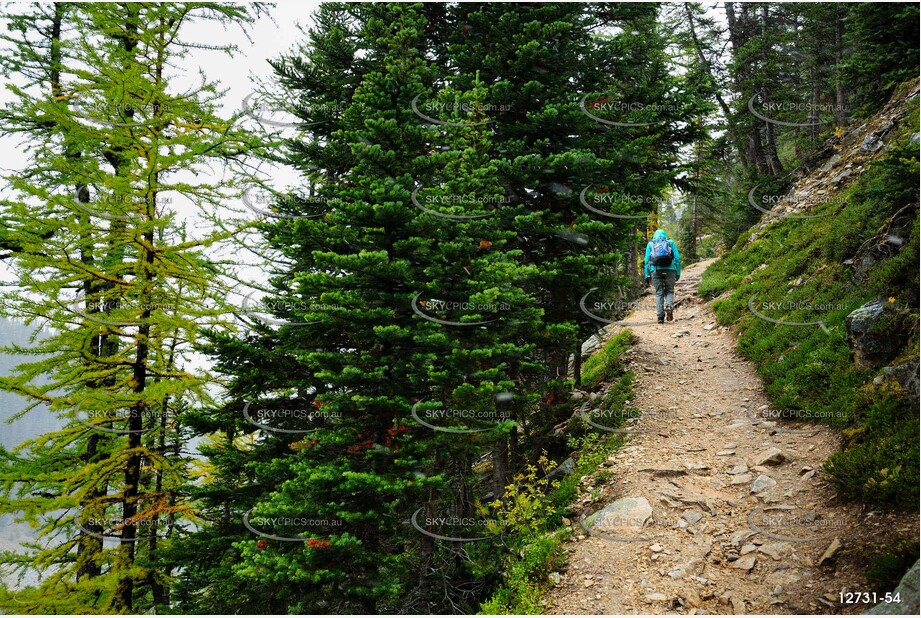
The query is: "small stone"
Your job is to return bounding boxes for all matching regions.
[682,510,704,525]
[758,543,793,560]
[801,470,816,480]
[740,544,757,555]
[752,447,786,466]
[729,530,757,547]
[717,449,736,456]
[650,544,663,553]
[817,538,842,566]
[731,595,747,614]
[731,553,757,571]
[549,571,561,585]
[645,592,669,603]
[730,473,754,485]
[684,587,702,608]
[751,474,777,493]
[728,463,749,475]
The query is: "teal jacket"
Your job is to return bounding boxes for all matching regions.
[643,229,681,279]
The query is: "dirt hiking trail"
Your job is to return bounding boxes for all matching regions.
[548,259,917,615]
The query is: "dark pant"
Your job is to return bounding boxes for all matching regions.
[652,269,675,320]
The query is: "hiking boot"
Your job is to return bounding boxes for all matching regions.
[657,317,665,324]
[665,306,673,322]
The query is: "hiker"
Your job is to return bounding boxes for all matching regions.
[643,229,681,324]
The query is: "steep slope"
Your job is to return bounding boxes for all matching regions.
[700,78,920,508]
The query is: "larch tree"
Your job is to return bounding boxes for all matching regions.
[0,3,261,612]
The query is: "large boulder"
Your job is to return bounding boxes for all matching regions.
[867,559,919,615]
[582,496,653,532]
[845,301,912,370]
[546,457,577,482]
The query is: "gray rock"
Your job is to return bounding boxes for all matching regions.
[759,542,793,561]
[860,135,884,152]
[731,473,754,485]
[880,359,920,401]
[583,496,653,532]
[581,334,602,358]
[751,474,777,493]
[730,529,757,547]
[728,463,750,476]
[682,510,704,525]
[546,457,577,482]
[845,301,912,370]
[867,559,919,614]
[821,154,841,172]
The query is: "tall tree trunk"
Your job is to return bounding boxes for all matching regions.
[834,10,849,126]
[764,121,784,176]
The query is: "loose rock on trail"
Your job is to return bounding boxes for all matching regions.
[548,259,918,615]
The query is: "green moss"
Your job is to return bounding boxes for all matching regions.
[581,330,635,387]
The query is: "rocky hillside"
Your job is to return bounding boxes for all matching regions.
[699,77,920,598]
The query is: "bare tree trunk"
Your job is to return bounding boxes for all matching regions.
[764,121,784,175]
[834,11,849,126]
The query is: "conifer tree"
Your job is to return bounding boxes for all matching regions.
[0,3,260,612]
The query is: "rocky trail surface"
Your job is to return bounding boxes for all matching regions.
[548,259,918,615]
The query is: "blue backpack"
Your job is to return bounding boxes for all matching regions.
[650,238,674,267]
